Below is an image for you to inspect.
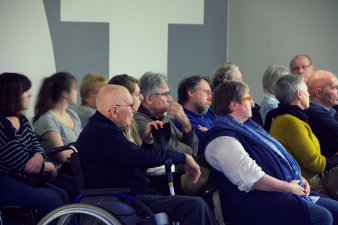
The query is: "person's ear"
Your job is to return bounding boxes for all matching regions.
[145,95,153,104]
[229,101,237,111]
[187,89,194,98]
[110,106,118,117]
[62,90,69,99]
[295,90,302,100]
[314,88,322,97]
[268,85,274,94]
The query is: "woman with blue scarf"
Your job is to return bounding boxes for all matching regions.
[199,81,338,225]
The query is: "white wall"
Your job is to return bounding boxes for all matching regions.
[228,0,338,103]
[0,0,56,120]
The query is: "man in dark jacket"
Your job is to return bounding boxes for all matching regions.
[76,84,217,225]
[307,70,338,157]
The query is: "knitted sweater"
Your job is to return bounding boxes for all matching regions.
[270,114,326,179]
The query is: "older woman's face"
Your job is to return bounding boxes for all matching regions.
[299,81,310,110]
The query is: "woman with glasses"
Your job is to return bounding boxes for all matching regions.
[76,73,107,128]
[0,73,69,215]
[200,80,338,225]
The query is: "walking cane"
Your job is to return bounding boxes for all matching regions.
[152,122,179,225]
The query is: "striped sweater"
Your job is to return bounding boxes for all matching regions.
[0,114,45,174]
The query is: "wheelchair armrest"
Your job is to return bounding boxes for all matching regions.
[79,187,130,196]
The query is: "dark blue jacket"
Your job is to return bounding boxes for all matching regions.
[307,101,338,157]
[75,111,186,195]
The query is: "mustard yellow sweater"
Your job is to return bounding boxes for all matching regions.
[270,114,326,179]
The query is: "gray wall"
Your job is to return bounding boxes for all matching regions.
[168,0,228,101]
[228,0,338,104]
[0,0,228,118]
[1,0,338,118]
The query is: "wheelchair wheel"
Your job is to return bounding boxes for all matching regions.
[37,203,122,225]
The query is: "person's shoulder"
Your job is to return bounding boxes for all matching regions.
[277,114,300,122]
[19,115,32,127]
[133,111,151,121]
[275,114,310,134]
[36,111,54,122]
[308,102,327,113]
[67,107,81,119]
[0,114,10,129]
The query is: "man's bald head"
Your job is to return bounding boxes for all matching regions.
[307,70,338,108]
[97,84,131,116]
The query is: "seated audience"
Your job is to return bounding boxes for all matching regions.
[0,73,69,214]
[307,70,338,157]
[210,62,263,126]
[199,80,338,225]
[75,84,218,225]
[176,75,215,139]
[77,73,107,127]
[265,75,338,193]
[290,54,314,82]
[260,65,289,124]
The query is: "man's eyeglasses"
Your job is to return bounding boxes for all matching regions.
[151,91,171,97]
[241,96,253,101]
[109,103,134,112]
[116,103,134,109]
[291,64,312,71]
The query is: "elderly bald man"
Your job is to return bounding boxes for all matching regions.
[306,70,338,157]
[75,84,218,225]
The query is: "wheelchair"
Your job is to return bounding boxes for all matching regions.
[37,144,170,225]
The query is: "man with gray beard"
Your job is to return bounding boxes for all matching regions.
[176,75,215,140]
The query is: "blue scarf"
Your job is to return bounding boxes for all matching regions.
[214,115,305,188]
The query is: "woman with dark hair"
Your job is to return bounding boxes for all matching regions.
[33,72,81,165]
[33,72,81,201]
[199,81,338,225]
[0,72,69,214]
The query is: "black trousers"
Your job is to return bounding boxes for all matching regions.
[137,194,218,225]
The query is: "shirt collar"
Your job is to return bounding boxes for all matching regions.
[310,101,336,116]
[183,107,211,118]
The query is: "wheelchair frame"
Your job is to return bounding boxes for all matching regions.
[37,144,168,225]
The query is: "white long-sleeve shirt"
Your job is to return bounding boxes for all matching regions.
[205,136,265,192]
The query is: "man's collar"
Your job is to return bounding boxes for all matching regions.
[183,107,211,117]
[310,101,336,116]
